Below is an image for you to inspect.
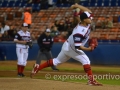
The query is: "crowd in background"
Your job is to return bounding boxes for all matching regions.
[0,0,114,42]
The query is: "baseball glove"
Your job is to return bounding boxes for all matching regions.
[88,38,98,51]
[26,41,33,49]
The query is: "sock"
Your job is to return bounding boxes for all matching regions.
[83,64,94,81]
[17,65,21,74]
[21,66,25,74]
[38,59,53,70]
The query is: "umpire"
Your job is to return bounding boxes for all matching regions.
[34,29,59,71]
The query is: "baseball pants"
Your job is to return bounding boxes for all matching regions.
[53,41,90,66]
[16,48,28,66]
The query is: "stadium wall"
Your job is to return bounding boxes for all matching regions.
[0,42,120,65]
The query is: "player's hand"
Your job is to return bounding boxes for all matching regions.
[88,38,98,49]
[22,41,27,45]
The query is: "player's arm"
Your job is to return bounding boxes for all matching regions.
[14,33,27,44]
[79,45,92,51]
[73,34,92,51]
[37,35,43,47]
[71,3,92,13]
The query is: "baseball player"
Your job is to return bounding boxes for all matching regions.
[30,4,102,86]
[14,23,32,77]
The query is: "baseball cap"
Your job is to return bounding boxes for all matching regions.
[80,12,93,21]
[45,29,51,33]
[22,23,28,27]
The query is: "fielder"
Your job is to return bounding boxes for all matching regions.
[30,4,102,86]
[14,23,32,77]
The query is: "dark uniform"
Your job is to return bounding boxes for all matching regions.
[36,30,59,71]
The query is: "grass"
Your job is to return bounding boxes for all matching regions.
[35,75,120,86]
[0,61,120,86]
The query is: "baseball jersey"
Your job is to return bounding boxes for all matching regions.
[67,24,90,51]
[14,30,31,48]
[37,33,53,51]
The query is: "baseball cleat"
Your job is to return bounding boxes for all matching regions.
[21,73,25,77]
[17,73,21,77]
[30,64,39,78]
[17,73,25,77]
[87,80,103,86]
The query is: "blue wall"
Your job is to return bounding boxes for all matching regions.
[0,42,120,65]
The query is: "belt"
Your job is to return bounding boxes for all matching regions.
[17,47,28,49]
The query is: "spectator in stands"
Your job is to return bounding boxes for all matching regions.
[91,19,96,31]
[8,25,17,40]
[96,17,104,28]
[40,0,48,9]
[65,17,74,37]
[50,26,60,38]
[23,8,32,29]
[1,31,12,41]
[104,16,113,29]
[48,0,54,7]
[0,22,10,35]
[57,19,68,36]
[54,20,60,28]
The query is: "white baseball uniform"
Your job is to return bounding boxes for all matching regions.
[53,24,91,66]
[14,30,31,66]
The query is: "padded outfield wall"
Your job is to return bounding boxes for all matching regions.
[0,42,120,65]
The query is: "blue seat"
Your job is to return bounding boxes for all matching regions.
[103,2,110,6]
[97,0,103,3]
[14,2,20,7]
[32,4,41,11]
[111,0,117,2]
[89,0,97,3]
[2,3,8,7]
[110,2,117,6]
[89,3,96,7]
[97,2,103,6]
[53,0,58,3]
[26,3,32,7]
[80,1,89,7]
[19,2,26,7]
[118,2,120,6]
[8,1,15,7]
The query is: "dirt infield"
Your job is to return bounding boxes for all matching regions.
[0,78,120,90]
[0,61,120,90]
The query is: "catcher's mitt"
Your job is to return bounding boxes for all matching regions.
[88,38,98,51]
[26,41,33,49]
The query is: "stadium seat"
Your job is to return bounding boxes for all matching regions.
[32,4,41,11]
[99,34,108,40]
[103,2,110,6]
[89,3,96,7]
[15,11,22,18]
[1,2,8,7]
[110,1,117,6]
[8,1,15,7]
[96,2,103,7]
[80,1,89,6]
[0,16,5,23]
[108,34,117,40]
[19,2,26,7]
[7,13,14,20]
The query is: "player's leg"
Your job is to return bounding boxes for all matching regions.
[36,50,43,64]
[45,51,59,71]
[30,49,70,78]
[21,48,28,77]
[31,50,44,74]
[68,50,102,86]
[16,48,24,76]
